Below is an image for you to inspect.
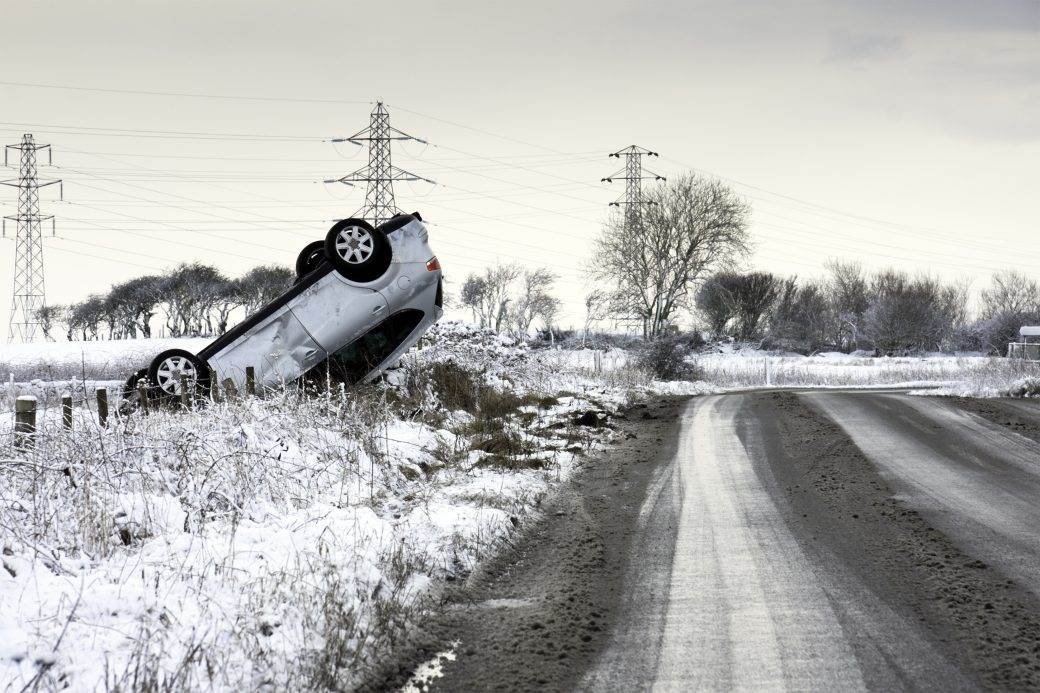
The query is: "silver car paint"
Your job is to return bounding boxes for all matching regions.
[206,217,441,390]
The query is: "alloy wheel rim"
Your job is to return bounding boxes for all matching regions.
[155,356,198,394]
[335,226,375,264]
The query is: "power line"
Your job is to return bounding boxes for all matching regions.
[0,121,322,142]
[0,79,374,105]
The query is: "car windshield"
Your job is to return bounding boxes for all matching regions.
[308,309,424,385]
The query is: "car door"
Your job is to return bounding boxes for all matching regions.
[208,305,327,389]
[289,271,390,352]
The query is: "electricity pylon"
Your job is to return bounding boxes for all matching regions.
[326,102,434,226]
[601,145,665,232]
[1,134,62,343]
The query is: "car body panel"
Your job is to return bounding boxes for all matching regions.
[207,308,326,388]
[290,272,389,352]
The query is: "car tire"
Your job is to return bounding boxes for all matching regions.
[147,349,208,400]
[324,218,392,283]
[122,367,148,397]
[295,240,327,279]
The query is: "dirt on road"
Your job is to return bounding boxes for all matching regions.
[946,395,1040,446]
[369,396,688,692]
[750,392,1040,690]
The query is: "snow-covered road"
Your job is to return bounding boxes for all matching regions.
[806,392,1040,596]
[653,395,865,690]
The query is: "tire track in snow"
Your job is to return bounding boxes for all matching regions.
[653,396,866,691]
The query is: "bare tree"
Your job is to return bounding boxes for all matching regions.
[33,304,64,341]
[213,280,242,334]
[70,295,105,340]
[591,173,750,337]
[236,265,294,317]
[61,304,76,341]
[460,264,520,331]
[153,264,212,336]
[106,276,162,338]
[695,275,736,339]
[460,274,490,327]
[865,270,966,354]
[770,279,832,353]
[824,259,869,350]
[727,272,780,341]
[980,270,1040,318]
[508,268,558,339]
[582,289,611,346]
[536,291,561,342]
[971,270,1037,355]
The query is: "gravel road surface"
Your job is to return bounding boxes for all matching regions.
[385,391,1040,692]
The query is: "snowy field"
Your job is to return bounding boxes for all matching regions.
[698,351,976,389]
[0,324,632,691]
[694,348,1040,395]
[0,337,211,382]
[542,343,1039,394]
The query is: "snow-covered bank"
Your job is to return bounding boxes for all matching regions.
[911,370,1040,399]
[695,351,991,389]
[0,324,639,691]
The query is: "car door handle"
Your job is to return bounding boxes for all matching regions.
[372,305,385,314]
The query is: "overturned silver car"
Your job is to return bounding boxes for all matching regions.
[127,212,443,401]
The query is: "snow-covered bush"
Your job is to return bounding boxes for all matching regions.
[1005,376,1040,398]
[636,335,704,381]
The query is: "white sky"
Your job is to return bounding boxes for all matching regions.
[0,0,1038,334]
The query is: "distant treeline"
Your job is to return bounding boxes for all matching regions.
[694,264,1035,356]
[37,263,294,340]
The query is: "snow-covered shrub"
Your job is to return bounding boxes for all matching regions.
[1005,376,1040,398]
[636,335,703,381]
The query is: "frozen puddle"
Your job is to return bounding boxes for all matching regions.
[401,642,459,692]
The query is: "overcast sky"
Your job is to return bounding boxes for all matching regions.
[1,0,1038,334]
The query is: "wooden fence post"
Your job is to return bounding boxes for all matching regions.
[62,394,73,429]
[96,388,109,428]
[223,378,238,401]
[14,396,36,450]
[209,369,220,403]
[245,366,256,396]
[175,369,190,408]
[137,379,150,414]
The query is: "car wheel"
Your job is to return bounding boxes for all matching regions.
[122,367,148,397]
[148,349,208,400]
[324,218,392,282]
[295,240,327,279]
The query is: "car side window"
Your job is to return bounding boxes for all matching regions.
[307,309,424,385]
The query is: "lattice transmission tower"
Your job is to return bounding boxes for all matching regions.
[1,134,62,343]
[601,145,665,232]
[326,102,434,226]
